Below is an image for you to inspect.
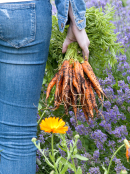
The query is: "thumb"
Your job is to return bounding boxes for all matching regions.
[62,37,73,54]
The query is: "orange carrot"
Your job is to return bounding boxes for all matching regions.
[71,85,77,119]
[74,61,82,94]
[69,63,73,93]
[79,63,86,95]
[81,95,89,122]
[53,89,62,110]
[46,73,57,100]
[62,60,70,96]
[87,79,98,115]
[82,61,107,98]
[72,68,80,94]
[92,84,103,102]
[84,80,94,118]
[55,68,63,102]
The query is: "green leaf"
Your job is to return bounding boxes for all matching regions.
[72,154,88,161]
[60,163,69,174]
[42,78,47,85]
[55,156,62,167]
[58,145,67,153]
[50,170,55,174]
[102,165,108,174]
[60,157,75,172]
[38,103,42,111]
[76,166,82,174]
[49,152,54,162]
[58,161,64,172]
[42,149,54,169]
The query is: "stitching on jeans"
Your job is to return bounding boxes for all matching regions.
[0,98,36,109]
[0,3,36,48]
[0,3,35,9]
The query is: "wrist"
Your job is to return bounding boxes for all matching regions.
[68,3,76,26]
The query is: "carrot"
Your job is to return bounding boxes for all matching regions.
[71,85,77,119]
[53,89,62,110]
[64,103,69,115]
[55,69,63,103]
[69,63,73,93]
[62,73,70,115]
[46,73,57,100]
[64,80,70,105]
[62,60,70,96]
[87,79,98,115]
[91,84,103,102]
[78,63,86,95]
[81,95,89,122]
[72,68,80,94]
[82,61,107,98]
[74,61,82,94]
[84,80,94,118]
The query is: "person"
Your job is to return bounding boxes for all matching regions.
[0,0,90,173]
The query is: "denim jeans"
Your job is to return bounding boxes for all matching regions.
[0,0,52,173]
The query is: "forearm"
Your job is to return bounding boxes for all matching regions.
[68,2,75,25]
[55,0,86,32]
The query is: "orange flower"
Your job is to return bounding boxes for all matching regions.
[124,139,130,162]
[40,117,68,134]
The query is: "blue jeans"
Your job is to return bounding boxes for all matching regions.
[0,0,52,173]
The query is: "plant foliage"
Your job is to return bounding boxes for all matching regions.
[47,4,124,78]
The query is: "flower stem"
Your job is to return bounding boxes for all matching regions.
[51,133,59,174]
[71,157,77,173]
[37,110,46,125]
[37,96,54,124]
[107,144,125,174]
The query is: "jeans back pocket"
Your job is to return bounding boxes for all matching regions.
[0,3,36,48]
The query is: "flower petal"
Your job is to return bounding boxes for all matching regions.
[39,117,68,134]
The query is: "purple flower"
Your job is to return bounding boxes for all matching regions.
[127,76,130,83]
[77,139,82,150]
[113,158,126,174]
[103,101,111,110]
[75,124,89,135]
[99,120,112,133]
[88,167,101,174]
[93,150,100,163]
[36,164,39,172]
[77,109,87,122]
[38,133,45,144]
[112,125,128,138]
[105,157,110,166]
[67,127,73,139]
[70,116,77,127]
[59,148,66,158]
[128,107,130,112]
[91,130,107,150]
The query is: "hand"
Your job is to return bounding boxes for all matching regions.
[62,3,90,60]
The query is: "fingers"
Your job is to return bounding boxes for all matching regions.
[62,22,90,58]
[62,24,76,54]
[82,38,90,60]
[82,47,89,60]
[62,38,69,54]
[72,26,90,59]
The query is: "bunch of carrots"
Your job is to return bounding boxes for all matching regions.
[46,59,107,123]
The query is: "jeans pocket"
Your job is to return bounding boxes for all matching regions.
[0,3,36,48]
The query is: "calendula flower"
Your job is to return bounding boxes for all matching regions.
[40,117,68,134]
[124,139,130,162]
